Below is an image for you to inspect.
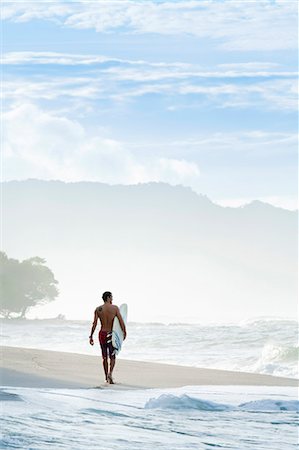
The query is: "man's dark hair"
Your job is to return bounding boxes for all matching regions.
[102,291,112,302]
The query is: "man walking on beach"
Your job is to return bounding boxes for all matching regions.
[89,291,126,384]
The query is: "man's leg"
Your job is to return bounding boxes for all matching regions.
[99,331,109,382]
[102,357,108,381]
[108,356,116,384]
[107,338,116,384]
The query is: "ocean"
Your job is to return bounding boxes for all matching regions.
[1,318,298,378]
[1,318,298,449]
[1,385,298,449]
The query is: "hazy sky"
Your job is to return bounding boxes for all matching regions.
[2,0,298,210]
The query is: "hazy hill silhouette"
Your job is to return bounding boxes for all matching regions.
[2,180,297,322]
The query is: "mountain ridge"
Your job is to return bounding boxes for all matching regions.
[2,179,296,213]
[2,179,297,322]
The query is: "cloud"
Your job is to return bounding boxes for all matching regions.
[2,1,73,22]
[3,103,200,185]
[4,51,296,81]
[2,0,297,51]
[3,52,297,112]
[2,52,120,66]
[126,131,298,163]
[218,62,282,71]
[2,51,192,69]
[102,66,296,82]
[153,158,200,183]
[178,78,298,111]
[3,104,296,210]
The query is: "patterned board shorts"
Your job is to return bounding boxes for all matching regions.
[99,330,116,359]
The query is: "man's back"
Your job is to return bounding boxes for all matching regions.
[96,303,117,331]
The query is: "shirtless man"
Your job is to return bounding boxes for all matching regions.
[89,291,127,384]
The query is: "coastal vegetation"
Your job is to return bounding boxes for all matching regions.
[0,251,58,318]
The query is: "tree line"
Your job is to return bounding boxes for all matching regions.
[0,252,58,318]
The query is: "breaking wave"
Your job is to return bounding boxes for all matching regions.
[145,394,299,412]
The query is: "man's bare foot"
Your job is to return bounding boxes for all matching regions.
[107,374,115,384]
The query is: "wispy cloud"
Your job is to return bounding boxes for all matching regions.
[178,78,298,111]
[2,0,297,51]
[2,52,121,66]
[218,62,282,71]
[125,131,298,160]
[4,76,296,112]
[3,52,297,111]
[4,51,296,80]
[2,51,192,69]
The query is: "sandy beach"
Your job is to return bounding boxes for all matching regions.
[1,346,297,389]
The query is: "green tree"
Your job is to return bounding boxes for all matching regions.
[0,252,59,318]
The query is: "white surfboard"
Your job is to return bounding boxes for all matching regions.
[112,303,127,355]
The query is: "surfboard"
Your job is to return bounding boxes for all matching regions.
[112,303,127,355]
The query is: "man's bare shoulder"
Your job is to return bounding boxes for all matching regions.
[109,305,119,315]
[95,306,103,314]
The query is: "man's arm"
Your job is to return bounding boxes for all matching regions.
[116,307,127,340]
[89,309,98,345]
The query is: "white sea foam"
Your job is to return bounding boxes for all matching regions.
[145,393,299,412]
[249,343,299,377]
[145,394,231,411]
[238,399,299,412]
[1,386,298,450]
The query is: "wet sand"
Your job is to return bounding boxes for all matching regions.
[1,346,297,389]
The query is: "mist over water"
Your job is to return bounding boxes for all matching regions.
[3,180,297,324]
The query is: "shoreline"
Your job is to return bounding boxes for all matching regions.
[1,346,297,389]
